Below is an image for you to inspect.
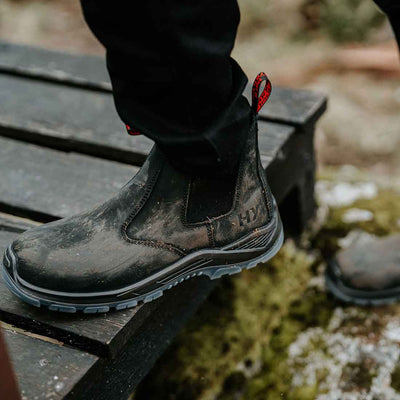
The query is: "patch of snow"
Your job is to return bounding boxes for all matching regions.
[384,321,400,343]
[288,308,400,400]
[316,181,378,208]
[342,208,374,223]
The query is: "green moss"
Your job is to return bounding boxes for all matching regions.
[320,0,385,43]
[290,385,318,400]
[331,190,400,236]
[243,288,334,400]
[134,241,321,400]
[391,364,400,392]
[289,289,334,328]
[216,372,247,400]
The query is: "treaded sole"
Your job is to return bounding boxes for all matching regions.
[2,228,284,314]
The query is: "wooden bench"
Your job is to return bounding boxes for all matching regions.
[0,42,327,400]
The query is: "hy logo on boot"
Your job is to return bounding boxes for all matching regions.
[238,205,260,226]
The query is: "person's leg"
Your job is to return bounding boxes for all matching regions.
[81,0,251,177]
[2,1,284,312]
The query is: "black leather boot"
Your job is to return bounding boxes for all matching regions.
[326,234,400,306]
[2,74,284,313]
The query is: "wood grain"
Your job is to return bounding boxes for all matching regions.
[0,42,327,127]
[3,322,97,400]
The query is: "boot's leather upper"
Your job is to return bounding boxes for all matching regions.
[11,114,274,293]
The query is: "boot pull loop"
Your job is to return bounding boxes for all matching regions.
[252,72,272,114]
[125,124,141,136]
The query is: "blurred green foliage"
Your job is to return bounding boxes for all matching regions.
[320,0,386,42]
[3,0,387,44]
[238,0,386,43]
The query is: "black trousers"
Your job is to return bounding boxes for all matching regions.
[81,1,399,178]
[81,0,251,177]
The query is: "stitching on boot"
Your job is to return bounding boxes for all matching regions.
[121,162,187,256]
[121,165,162,236]
[206,219,216,248]
[125,239,187,256]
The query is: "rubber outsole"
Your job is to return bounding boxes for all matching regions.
[325,259,400,307]
[2,228,284,314]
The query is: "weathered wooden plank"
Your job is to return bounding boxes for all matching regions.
[83,276,217,400]
[246,85,327,127]
[0,137,138,221]
[0,74,293,166]
[0,42,327,126]
[0,212,40,233]
[0,74,153,165]
[0,42,110,91]
[3,276,219,400]
[0,125,292,222]
[267,124,316,233]
[258,122,292,167]
[2,322,98,400]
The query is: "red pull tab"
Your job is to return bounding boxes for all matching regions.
[252,72,272,114]
[126,124,141,136]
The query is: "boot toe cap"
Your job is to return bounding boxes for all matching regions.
[10,223,180,295]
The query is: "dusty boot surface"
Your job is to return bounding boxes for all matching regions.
[2,113,283,313]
